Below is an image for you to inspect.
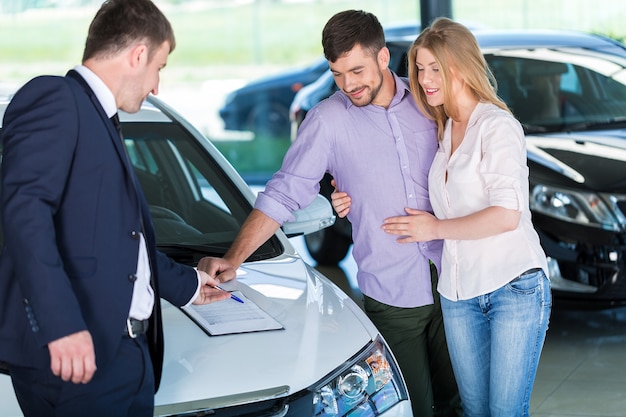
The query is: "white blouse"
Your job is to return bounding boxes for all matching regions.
[429,102,548,301]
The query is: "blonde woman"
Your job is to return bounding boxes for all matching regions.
[332,18,551,416]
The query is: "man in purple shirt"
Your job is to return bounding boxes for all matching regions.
[199,9,460,416]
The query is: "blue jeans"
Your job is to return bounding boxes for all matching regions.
[440,269,551,417]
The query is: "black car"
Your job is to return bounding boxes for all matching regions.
[219,57,329,138]
[289,29,626,305]
[219,23,420,139]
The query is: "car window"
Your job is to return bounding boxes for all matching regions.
[388,45,409,77]
[486,49,626,131]
[0,121,282,263]
[559,65,581,95]
[121,121,283,262]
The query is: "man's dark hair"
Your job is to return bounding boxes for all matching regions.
[322,10,385,63]
[82,0,175,62]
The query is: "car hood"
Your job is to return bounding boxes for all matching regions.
[526,129,626,192]
[154,254,375,411]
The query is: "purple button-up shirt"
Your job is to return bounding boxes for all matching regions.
[255,73,442,308]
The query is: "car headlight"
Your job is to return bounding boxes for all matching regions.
[310,336,407,416]
[530,184,620,231]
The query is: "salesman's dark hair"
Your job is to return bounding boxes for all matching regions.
[322,10,385,63]
[82,0,176,62]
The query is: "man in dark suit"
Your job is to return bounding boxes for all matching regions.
[0,1,234,416]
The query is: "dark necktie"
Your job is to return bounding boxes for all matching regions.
[111,112,123,140]
[110,113,136,183]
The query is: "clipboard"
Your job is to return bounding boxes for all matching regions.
[181,291,284,336]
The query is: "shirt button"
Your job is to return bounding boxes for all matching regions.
[128,274,137,282]
[130,231,140,240]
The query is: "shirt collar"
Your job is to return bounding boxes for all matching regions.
[73,65,117,118]
[391,72,412,105]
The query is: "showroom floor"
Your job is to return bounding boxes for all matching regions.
[292,240,626,417]
[531,305,626,417]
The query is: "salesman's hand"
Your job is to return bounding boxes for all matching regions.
[196,256,237,283]
[48,330,96,384]
[194,270,234,305]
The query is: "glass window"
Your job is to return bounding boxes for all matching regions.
[486,49,626,131]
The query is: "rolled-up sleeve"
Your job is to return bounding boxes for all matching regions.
[480,115,527,211]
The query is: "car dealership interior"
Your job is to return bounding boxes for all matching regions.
[2,1,626,416]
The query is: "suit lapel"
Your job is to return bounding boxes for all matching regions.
[65,70,134,180]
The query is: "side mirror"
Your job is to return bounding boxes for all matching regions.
[281,194,336,237]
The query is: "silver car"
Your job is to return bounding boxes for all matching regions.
[0,96,412,417]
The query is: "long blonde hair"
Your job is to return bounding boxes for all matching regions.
[408,18,509,141]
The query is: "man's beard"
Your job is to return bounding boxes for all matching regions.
[345,69,383,107]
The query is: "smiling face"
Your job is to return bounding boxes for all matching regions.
[416,47,444,107]
[329,44,389,107]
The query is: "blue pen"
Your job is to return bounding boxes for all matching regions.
[213,285,244,303]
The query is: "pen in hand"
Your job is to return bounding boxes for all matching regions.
[212,285,244,304]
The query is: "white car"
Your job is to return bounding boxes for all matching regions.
[0,96,412,417]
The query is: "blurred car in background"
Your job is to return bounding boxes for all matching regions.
[220,56,329,138]
[0,96,413,416]
[218,23,420,139]
[290,29,626,306]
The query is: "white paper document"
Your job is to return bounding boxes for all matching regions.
[182,291,284,336]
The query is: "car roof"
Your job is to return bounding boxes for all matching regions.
[475,29,625,50]
[0,96,174,128]
[387,28,626,53]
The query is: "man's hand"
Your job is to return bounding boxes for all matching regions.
[196,256,237,283]
[330,179,351,218]
[194,269,235,304]
[48,330,96,384]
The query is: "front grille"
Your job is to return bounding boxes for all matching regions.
[157,391,313,417]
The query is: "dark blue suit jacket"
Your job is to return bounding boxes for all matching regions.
[0,71,198,390]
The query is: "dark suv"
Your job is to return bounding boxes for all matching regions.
[289,29,626,305]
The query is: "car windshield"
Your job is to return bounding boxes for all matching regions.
[0,118,283,265]
[485,47,626,133]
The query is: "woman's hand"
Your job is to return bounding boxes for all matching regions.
[382,208,439,243]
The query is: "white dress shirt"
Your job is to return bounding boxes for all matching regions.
[428,102,548,301]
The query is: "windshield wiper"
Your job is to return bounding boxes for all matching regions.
[565,117,626,132]
[523,124,552,134]
[157,243,229,258]
[159,240,284,264]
